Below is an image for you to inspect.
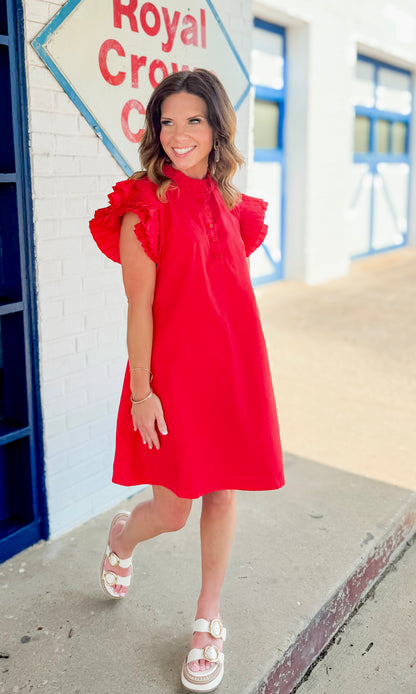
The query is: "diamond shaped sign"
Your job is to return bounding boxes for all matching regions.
[32,0,250,175]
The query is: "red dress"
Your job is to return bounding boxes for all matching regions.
[89,164,284,498]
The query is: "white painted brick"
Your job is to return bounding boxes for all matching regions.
[36,258,62,282]
[35,219,60,240]
[30,132,55,154]
[43,415,67,439]
[31,154,53,175]
[66,400,108,430]
[41,314,85,342]
[42,378,65,402]
[37,276,82,301]
[63,196,88,218]
[36,237,82,261]
[33,197,64,222]
[27,0,54,22]
[29,88,55,111]
[49,155,80,175]
[75,331,98,353]
[31,110,79,135]
[41,336,76,360]
[32,176,57,198]
[55,175,97,195]
[29,65,58,91]
[55,134,98,157]
[54,90,81,114]
[64,291,105,316]
[41,352,87,381]
[39,298,64,320]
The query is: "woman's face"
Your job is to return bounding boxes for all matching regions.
[159,91,213,179]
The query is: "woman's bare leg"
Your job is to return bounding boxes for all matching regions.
[188,490,237,672]
[103,485,192,596]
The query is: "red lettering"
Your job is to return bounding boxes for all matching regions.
[113,0,138,32]
[161,8,180,53]
[149,59,168,88]
[121,100,145,142]
[140,2,160,36]
[131,55,147,88]
[99,39,126,86]
[181,15,198,47]
[201,9,206,49]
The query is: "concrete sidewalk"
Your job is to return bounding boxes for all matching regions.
[296,537,416,694]
[1,249,416,694]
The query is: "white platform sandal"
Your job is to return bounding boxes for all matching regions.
[181,618,227,693]
[99,510,132,599]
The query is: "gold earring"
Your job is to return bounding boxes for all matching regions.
[214,138,220,164]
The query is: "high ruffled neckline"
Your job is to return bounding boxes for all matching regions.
[163,163,212,194]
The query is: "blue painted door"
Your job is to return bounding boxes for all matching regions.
[0,1,47,562]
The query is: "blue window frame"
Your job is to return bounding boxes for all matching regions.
[0,1,47,562]
[350,55,412,258]
[251,19,286,284]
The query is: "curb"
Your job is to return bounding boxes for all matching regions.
[252,492,416,694]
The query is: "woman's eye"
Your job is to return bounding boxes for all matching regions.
[160,120,172,126]
[189,118,201,124]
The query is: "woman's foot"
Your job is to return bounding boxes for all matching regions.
[188,615,224,672]
[101,513,133,598]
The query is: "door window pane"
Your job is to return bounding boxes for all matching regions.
[254,100,279,149]
[251,27,284,90]
[354,116,370,153]
[377,120,390,154]
[354,60,375,107]
[391,121,407,154]
[376,67,411,115]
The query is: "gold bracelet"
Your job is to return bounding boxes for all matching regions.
[130,390,153,405]
[130,366,154,382]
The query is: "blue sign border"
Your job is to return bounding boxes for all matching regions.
[31,0,250,175]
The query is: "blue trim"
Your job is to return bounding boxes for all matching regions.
[358,53,411,77]
[31,0,250,176]
[254,17,285,36]
[255,85,284,102]
[254,149,283,162]
[355,105,410,124]
[0,0,48,563]
[354,153,409,164]
[352,241,406,261]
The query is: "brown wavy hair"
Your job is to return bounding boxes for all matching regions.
[132,69,244,209]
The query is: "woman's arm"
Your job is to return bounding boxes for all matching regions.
[120,212,168,449]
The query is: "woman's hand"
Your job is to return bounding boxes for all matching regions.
[131,392,168,450]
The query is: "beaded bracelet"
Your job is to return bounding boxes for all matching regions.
[130,390,153,405]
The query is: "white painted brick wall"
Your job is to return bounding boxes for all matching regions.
[23,0,252,538]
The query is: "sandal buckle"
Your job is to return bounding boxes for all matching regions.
[104,571,118,586]
[209,618,223,639]
[108,551,120,567]
[203,645,220,663]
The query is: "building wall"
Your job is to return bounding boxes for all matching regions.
[254,0,416,283]
[22,0,251,537]
[21,0,416,538]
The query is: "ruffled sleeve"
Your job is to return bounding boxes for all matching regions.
[231,193,268,257]
[89,178,159,263]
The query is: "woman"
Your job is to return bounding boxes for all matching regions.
[90,68,284,692]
